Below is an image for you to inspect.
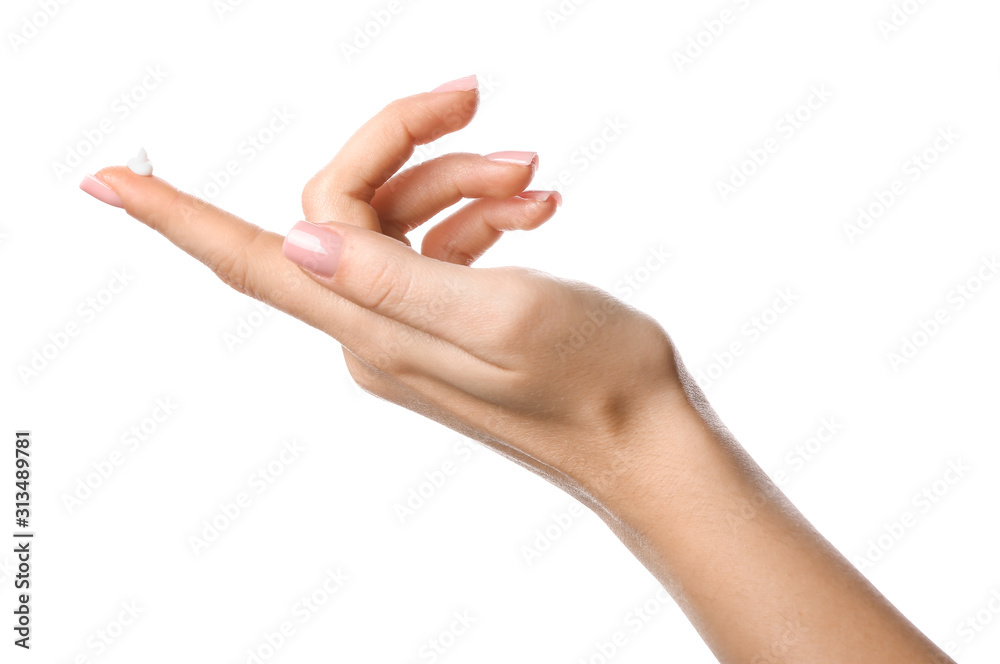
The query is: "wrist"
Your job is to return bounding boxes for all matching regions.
[575,381,717,518]
[582,375,769,545]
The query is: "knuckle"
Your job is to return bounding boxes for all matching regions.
[384,97,408,116]
[441,243,478,267]
[300,175,327,212]
[437,96,477,133]
[210,227,267,296]
[369,352,409,379]
[450,158,484,190]
[510,291,550,336]
[385,98,419,141]
[490,268,553,342]
[349,340,415,390]
[156,189,210,229]
[364,253,412,316]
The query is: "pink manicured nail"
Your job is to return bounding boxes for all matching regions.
[79,174,124,209]
[486,151,539,170]
[517,190,563,207]
[282,221,343,278]
[431,75,478,93]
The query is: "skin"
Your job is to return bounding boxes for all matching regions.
[87,83,956,664]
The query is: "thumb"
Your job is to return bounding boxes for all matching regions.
[282,219,476,345]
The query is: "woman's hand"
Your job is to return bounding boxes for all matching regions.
[81,77,679,508]
[81,78,958,664]
[280,218,683,506]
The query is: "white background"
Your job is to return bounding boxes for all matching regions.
[2,0,999,661]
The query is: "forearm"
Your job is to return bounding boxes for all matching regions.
[592,382,954,664]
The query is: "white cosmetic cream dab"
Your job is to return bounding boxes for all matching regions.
[127,148,154,176]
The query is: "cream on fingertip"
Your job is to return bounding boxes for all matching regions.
[127,148,154,176]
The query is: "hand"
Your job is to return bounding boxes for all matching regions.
[82,78,957,664]
[81,77,681,507]
[281,217,684,505]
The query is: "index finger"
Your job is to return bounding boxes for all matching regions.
[88,167,362,335]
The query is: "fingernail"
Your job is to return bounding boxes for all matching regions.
[517,190,563,207]
[486,151,539,170]
[79,174,124,209]
[431,75,478,93]
[282,221,343,278]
